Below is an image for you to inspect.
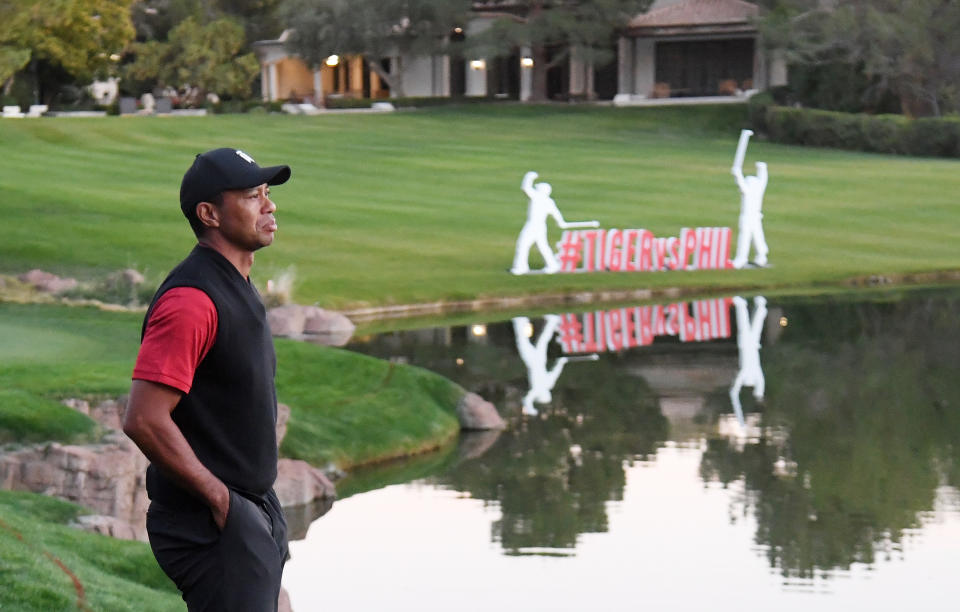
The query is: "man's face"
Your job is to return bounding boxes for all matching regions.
[217,183,278,251]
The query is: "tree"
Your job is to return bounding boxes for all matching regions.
[123,16,259,105]
[467,0,652,101]
[0,0,136,100]
[131,0,285,46]
[757,0,960,117]
[278,0,471,98]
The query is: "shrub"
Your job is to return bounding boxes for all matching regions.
[755,103,959,158]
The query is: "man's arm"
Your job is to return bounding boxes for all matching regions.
[123,379,230,529]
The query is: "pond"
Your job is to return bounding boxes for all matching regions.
[283,288,960,611]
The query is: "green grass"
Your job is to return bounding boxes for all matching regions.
[0,490,181,611]
[3,104,957,309]
[0,302,464,468]
[276,339,462,469]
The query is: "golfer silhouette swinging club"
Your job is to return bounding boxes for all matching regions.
[728,295,767,428]
[731,130,769,269]
[511,171,599,275]
[513,315,598,416]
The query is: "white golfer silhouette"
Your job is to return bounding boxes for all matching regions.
[511,171,598,275]
[731,130,769,269]
[729,295,767,427]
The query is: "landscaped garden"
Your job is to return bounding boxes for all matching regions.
[1,103,959,609]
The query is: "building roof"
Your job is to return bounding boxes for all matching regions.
[627,0,759,37]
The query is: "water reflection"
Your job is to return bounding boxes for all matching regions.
[513,315,597,416]
[730,295,768,426]
[337,289,960,583]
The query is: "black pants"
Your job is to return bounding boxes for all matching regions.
[147,489,289,612]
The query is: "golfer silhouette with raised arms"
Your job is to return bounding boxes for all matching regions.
[731,130,769,269]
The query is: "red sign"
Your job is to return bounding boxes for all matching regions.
[557,227,733,273]
[556,298,734,354]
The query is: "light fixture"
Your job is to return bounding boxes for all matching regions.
[469,59,486,71]
[470,324,487,337]
[779,316,788,327]
[454,27,463,34]
[520,57,534,68]
[325,54,340,67]
[456,357,464,366]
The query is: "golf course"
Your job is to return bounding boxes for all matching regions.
[1,103,959,609]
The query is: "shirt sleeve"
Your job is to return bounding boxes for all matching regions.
[132,287,218,394]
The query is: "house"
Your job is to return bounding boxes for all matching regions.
[253,0,784,105]
[616,0,787,101]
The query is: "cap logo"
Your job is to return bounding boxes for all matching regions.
[235,150,255,164]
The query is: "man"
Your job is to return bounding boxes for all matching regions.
[124,148,291,611]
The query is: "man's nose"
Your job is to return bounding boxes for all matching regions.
[262,195,276,213]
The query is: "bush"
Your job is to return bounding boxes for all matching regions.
[323,95,515,110]
[755,103,959,158]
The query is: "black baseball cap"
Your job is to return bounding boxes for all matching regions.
[180,148,291,218]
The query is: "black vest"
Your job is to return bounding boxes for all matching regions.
[142,245,278,506]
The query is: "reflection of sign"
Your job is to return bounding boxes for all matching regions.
[555,298,734,354]
[556,227,733,273]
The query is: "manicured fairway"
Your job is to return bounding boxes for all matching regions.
[3,104,957,309]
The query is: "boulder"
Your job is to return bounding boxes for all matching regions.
[0,439,149,540]
[121,268,145,286]
[267,304,355,346]
[18,269,78,294]
[267,304,307,336]
[276,402,290,446]
[456,392,506,431]
[273,459,336,508]
[278,588,293,612]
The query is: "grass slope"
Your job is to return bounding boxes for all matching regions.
[0,303,464,468]
[0,490,181,611]
[3,104,957,308]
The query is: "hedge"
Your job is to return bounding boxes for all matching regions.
[748,94,960,158]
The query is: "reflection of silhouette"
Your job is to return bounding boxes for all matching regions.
[511,171,598,275]
[514,315,567,415]
[729,296,767,426]
[513,315,598,416]
[731,130,769,269]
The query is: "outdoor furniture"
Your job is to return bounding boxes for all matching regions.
[2,105,24,118]
[118,97,137,115]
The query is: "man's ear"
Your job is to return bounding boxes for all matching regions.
[196,201,221,229]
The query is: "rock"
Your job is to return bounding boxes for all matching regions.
[276,403,290,446]
[456,392,505,431]
[267,304,355,346]
[0,439,150,540]
[267,305,307,336]
[278,587,293,612]
[273,459,336,508]
[73,514,143,540]
[62,397,127,431]
[457,429,503,461]
[18,269,78,294]
[121,268,145,285]
[302,306,354,336]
